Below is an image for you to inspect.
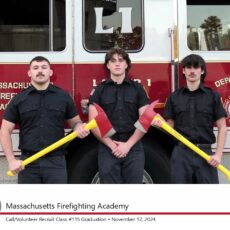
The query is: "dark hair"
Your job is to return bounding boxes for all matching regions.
[29,56,51,67]
[104,48,131,73]
[181,54,207,83]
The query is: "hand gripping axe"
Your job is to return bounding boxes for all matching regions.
[7,103,115,176]
[134,100,230,181]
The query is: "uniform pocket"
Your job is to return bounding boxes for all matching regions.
[124,95,139,120]
[45,104,65,124]
[174,105,187,126]
[19,105,40,121]
[100,96,116,117]
[196,107,213,126]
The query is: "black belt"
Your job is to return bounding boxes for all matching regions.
[177,142,211,149]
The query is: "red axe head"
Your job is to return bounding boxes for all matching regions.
[134,100,159,133]
[93,103,116,138]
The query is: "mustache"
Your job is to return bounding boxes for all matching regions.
[188,73,196,77]
[36,73,45,77]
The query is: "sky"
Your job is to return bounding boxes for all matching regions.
[188,5,230,33]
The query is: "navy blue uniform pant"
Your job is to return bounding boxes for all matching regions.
[18,154,67,184]
[171,144,219,184]
[98,141,145,184]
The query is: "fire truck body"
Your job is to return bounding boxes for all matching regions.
[0,0,230,183]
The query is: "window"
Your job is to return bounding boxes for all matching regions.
[83,0,143,52]
[187,0,230,51]
[0,0,66,52]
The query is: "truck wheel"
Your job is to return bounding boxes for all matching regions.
[91,170,154,184]
[67,136,171,184]
[67,139,99,184]
[142,137,171,183]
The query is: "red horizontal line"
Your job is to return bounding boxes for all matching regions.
[0,212,230,215]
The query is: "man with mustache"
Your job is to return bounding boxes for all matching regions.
[162,54,227,183]
[0,56,89,183]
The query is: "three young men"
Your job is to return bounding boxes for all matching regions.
[0,52,227,184]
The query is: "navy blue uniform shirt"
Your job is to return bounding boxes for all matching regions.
[89,78,149,136]
[164,85,227,144]
[4,84,77,152]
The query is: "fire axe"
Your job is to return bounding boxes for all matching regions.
[7,103,115,177]
[135,100,230,181]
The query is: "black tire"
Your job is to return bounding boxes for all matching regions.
[66,135,171,184]
[142,137,171,183]
[66,136,99,184]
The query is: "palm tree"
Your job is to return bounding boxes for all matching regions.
[200,16,222,50]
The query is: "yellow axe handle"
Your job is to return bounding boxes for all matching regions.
[7,119,98,177]
[153,115,230,181]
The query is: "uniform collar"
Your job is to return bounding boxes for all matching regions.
[182,83,208,94]
[105,77,132,85]
[27,83,57,94]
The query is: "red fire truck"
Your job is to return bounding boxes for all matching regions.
[0,0,230,183]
